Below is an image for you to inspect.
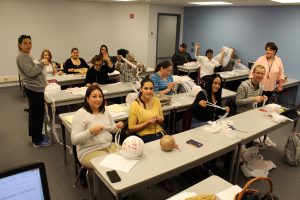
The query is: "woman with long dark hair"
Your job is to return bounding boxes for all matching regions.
[191,74,230,128]
[128,79,164,143]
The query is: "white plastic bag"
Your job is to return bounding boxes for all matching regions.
[45,83,61,94]
[213,46,233,67]
[233,62,250,71]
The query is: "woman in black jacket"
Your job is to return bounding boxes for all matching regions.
[63,47,89,74]
[85,55,115,86]
[191,74,230,129]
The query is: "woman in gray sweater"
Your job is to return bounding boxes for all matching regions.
[16,35,51,147]
[71,85,124,169]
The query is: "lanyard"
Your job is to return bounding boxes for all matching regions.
[267,57,274,78]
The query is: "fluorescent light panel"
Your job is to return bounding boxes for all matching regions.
[271,0,300,2]
[189,1,232,5]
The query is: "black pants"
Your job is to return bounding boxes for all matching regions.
[262,91,273,104]
[24,87,45,143]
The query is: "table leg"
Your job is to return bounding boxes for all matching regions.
[229,145,238,183]
[233,144,242,184]
[61,124,67,165]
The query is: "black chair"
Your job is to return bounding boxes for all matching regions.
[182,107,193,132]
[73,145,94,199]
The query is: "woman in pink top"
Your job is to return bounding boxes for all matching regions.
[250,42,285,100]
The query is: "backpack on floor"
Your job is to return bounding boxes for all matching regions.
[284,131,300,167]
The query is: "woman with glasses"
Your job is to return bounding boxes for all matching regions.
[236,65,268,113]
[85,55,115,86]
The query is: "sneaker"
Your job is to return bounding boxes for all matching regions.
[42,134,50,140]
[33,138,52,148]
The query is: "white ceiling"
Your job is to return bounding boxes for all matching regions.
[74,0,300,6]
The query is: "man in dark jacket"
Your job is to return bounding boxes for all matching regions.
[172,43,192,75]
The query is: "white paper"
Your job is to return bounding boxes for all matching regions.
[99,154,138,173]
[215,185,242,200]
[166,191,197,200]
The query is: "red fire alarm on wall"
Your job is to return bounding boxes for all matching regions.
[130,14,134,19]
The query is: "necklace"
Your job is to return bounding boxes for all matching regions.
[267,57,274,78]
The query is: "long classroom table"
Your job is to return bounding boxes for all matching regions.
[46,66,155,87]
[91,126,240,200]
[225,108,294,183]
[167,175,234,200]
[45,82,137,107]
[46,70,120,86]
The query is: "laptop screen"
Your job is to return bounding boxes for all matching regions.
[0,162,50,200]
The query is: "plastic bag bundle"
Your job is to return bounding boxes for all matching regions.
[183,62,199,68]
[233,62,250,71]
[264,103,281,113]
[240,146,276,178]
[45,83,61,94]
[270,113,290,123]
[172,75,193,83]
[125,92,138,105]
[65,86,87,96]
[120,136,144,159]
[213,46,233,67]
[191,86,202,97]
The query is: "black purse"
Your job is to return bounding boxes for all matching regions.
[235,177,279,200]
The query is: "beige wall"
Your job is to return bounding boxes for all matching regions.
[0,0,183,78]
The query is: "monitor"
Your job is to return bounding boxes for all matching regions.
[0,162,50,200]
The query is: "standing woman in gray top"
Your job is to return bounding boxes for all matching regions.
[16,35,52,147]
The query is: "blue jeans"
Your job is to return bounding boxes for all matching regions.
[190,118,208,129]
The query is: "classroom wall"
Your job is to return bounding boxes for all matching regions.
[0,0,183,80]
[183,6,300,104]
[148,4,184,67]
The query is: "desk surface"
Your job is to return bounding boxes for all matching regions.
[91,127,240,197]
[226,108,292,144]
[46,70,120,85]
[283,77,300,89]
[45,82,136,105]
[217,70,249,82]
[168,175,233,199]
[171,89,236,110]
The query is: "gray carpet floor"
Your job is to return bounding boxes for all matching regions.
[0,87,299,200]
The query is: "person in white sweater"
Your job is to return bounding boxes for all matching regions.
[71,85,124,169]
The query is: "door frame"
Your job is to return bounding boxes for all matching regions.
[156,13,181,65]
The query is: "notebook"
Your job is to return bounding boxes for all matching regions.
[0,162,50,200]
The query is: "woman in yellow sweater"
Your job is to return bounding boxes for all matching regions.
[128,78,164,143]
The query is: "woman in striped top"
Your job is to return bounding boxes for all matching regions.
[150,60,176,95]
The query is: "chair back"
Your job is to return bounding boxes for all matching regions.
[182,107,193,131]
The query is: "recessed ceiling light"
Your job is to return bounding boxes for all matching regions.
[189,1,232,5]
[271,0,300,3]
